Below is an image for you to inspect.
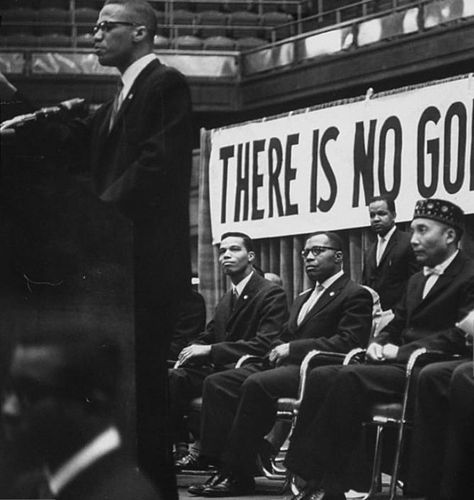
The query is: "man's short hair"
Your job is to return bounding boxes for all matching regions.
[368,194,396,214]
[17,330,121,411]
[220,232,254,252]
[104,0,157,40]
[306,231,343,252]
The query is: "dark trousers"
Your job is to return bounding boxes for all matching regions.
[285,363,408,493]
[168,365,215,443]
[442,361,474,499]
[407,359,470,498]
[201,364,300,478]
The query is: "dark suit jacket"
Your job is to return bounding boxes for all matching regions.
[281,274,373,363]
[168,289,206,360]
[12,449,161,500]
[362,228,419,310]
[18,58,193,300]
[195,273,289,366]
[377,251,474,361]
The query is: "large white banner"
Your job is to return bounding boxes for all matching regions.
[209,76,474,242]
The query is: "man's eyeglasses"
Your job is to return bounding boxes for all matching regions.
[92,21,137,35]
[301,246,340,258]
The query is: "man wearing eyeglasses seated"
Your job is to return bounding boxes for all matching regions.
[284,199,474,500]
[187,231,373,497]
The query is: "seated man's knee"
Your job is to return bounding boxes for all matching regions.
[241,371,265,395]
[417,363,444,395]
[202,371,225,397]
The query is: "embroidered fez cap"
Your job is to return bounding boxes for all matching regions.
[413,198,464,232]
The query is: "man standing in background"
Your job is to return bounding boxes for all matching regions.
[362,194,418,311]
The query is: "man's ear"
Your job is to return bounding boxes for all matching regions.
[334,251,343,263]
[248,251,256,264]
[132,25,147,42]
[445,227,456,245]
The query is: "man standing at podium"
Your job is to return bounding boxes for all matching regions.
[0,1,193,498]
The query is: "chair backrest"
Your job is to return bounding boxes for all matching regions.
[203,35,235,50]
[175,34,203,50]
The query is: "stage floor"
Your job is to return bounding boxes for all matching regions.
[177,473,425,499]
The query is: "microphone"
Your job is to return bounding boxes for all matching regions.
[34,98,85,119]
[0,98,86,131]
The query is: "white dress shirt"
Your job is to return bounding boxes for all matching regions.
[422,250,458,299]
[117,53,158,109]
[376,224,396,266]
[232,270,254,298]
[297,269,344,325]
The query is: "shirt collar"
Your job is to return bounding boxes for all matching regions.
[423,249,459,276]
[48,426,121,495]
[233,270,254,297]
[120,53,157,100]
[377,224,396,243]
[317,269,344,291]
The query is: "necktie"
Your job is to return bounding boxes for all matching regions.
[423,265,443,277]
[376,236,385,266]
[231,288,239,311]
[297,283,324,325]
[422,265,444,298]
[109,80,124,131]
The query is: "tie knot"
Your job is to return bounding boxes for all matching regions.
[315,283,324,293]
[423,265,443,277]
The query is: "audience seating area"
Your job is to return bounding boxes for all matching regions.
[0,0,420,51]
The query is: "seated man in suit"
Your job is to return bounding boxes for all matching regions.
[189,231,373,497]
[362,194,419,311]
[2,330,161,500]
[407,359,474,500]
[169,231,289,470]
[406,309,474,500]
[284,198,474,500]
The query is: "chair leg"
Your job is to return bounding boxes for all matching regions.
[363,424,384,500]
[388,422,406,500]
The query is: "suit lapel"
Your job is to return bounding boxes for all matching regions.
[377,228,398,267]
[299,275,349,327]
[108,59,161,136]
[412,252,464,312]
[290,290,311,329]
[225,273,259,325]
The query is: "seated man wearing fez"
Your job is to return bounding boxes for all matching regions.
[2,331,161,500]
[189,231,373,497]
[362,194,419,311]
[284,199,474,500]
[169,232,289,469]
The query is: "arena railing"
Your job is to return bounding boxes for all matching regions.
[0,0,471,79]
[239,0,472,75]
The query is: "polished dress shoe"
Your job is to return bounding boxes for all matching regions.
[175,452,215,471]
[200,474,255,497]
[187,473,223,496]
